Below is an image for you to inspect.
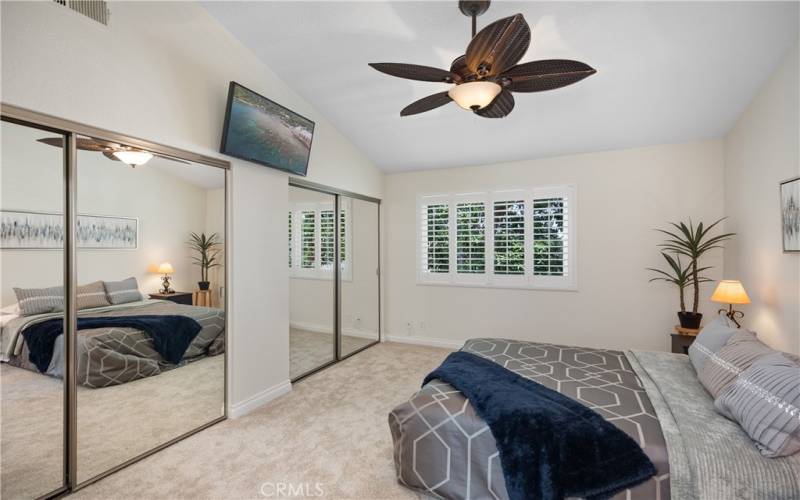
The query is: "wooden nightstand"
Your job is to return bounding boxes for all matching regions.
[670,325,701,354]
[149,292,193,305]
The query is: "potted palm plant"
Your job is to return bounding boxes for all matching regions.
[649,219,734,329]
[188,232,221,291]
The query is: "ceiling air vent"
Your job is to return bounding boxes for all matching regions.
[53,0,109,26]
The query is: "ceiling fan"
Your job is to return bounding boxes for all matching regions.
[368,0,596,118]
[37,137,189,168]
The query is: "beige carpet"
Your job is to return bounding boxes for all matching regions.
[1,356,224,499]
[71,342,451,499]
[290,328,376,379]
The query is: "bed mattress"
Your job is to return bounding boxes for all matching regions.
[1,299,225,388]
[390,338,800,499]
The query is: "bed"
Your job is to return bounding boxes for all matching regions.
[1,299,225,388]
[389,338,800,499]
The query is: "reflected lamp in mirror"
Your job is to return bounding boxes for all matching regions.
[157,262,175,294]
[711,280,750,328]
[113,149,153,168]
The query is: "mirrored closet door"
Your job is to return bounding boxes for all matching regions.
[0,120,67,499]
[288,181,380,382]
[340,196,380,358]
[1,105,229,497]
[289,185,336,379]
[74,135,226,483]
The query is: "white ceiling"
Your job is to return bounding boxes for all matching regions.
[203,1,799,172]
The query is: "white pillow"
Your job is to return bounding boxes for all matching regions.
[0,303,20,315]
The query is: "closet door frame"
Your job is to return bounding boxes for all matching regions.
[1,103,230,498]
[288,178,381,382]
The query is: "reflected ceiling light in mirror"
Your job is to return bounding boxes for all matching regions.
[113,149,154,167]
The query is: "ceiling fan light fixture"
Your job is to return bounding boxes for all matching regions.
[112,150,153,167]
[448,81,502,111]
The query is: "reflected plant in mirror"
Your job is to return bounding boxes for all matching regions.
[188,232,221,291]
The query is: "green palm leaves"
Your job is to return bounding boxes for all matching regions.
[188,232,222,282]
[648,219,734,313]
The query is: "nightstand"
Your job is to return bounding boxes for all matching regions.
[149,292,193,305]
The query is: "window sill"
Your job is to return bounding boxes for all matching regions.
[415,280,578,292]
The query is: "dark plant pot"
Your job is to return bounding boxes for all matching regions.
[198,281,211,291]
[677,312,703,329]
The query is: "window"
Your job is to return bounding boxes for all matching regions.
[300,210,315,269]
[456,202,485,274]
[493,200,525,275]
[420,200,449,277]
[416,186,575,289]
[289,201,351,280]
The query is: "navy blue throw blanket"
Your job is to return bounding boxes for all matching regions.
[423,351,656,500]
[22,315,202,372]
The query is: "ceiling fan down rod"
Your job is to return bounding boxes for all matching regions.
[458,0,490,38]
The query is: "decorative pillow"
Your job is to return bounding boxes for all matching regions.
[13,286,64,316]
[714,352,800,457]
[103,277,143,305]
[697,330,775,398]
[76,281,111,310]
[688,313,739,372]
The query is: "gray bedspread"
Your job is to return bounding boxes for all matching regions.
[1,300,224,388]
[390,339,800,499]
[628,349,800,500]
[390,339,669,500]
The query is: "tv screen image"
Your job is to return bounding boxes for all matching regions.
[220,82,315,176]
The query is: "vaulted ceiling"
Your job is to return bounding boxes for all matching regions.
[204,1,799,172]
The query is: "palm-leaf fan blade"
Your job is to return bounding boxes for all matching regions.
[368,63,455,83]
[400,92,453,116]
[503,59,596,92]
[465,13,531,77]
[475,90,514,118]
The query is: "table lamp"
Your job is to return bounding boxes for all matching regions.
[711,280,750,328]
[157,262,175,294]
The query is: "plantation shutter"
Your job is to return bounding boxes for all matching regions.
[493,200,525,275]
[300,210,315,269]
[288,211,293,268]
[320,210,335,268]
[532,197,568,276]
[339,208,347,264]
[456,202,486,274]
[419,198,450,279]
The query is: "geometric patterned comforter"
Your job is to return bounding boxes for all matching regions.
[389,339,670,500]
[3,300,224,388]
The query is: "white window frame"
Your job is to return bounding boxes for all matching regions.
[289,199,352,282]
[415,185,577,291]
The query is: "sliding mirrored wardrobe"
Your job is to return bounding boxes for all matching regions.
[288,180,380,381]
[0,105,228,499]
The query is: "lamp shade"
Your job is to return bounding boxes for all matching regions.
[113,150,153,166]
[448,81,502,110]
[711,280,750,305]
[157,262,175,274]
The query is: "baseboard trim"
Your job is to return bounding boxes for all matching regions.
[384,334,464,350]
[290,321,378,340]
[229,379,292,419]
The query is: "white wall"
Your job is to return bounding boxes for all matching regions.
[723,41,800,354]
[1,1,383,415]
[384,140,726,352]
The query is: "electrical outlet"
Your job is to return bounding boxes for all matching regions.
[418,321,426,331]
[405,321,414,335]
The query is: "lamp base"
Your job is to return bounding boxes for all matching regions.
[718,305,744,328]
[160,274,173,294]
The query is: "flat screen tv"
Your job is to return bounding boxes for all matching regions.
[220,82,315,176]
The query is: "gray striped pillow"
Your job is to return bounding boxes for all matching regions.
[13,286,64,316]
[103,277,142,305]
[714,352,800,457]
[77,281,110,310]
[696,329,775,398]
